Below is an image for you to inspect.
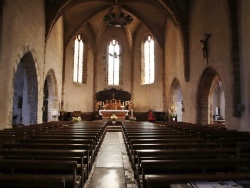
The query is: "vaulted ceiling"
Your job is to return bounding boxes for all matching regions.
[45,0,188,49]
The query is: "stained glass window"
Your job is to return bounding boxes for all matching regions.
[108,39,120,85]
[141,35,154,84]
[73,35,84,83]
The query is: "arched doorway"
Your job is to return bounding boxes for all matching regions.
[209,76,225,124]
[197,67,225,125]
[12,52,38,126]
[169,78,183,122]
[43,69,59,122]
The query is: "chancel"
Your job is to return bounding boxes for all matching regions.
[0,0,250,188]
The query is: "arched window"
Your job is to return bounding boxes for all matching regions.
[107,39,121,85]
[73,35,84,83]
[141,35,154,84]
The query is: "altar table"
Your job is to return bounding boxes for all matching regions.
[99,110,129,121]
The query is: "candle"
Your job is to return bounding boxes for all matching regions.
[123,101,124,106]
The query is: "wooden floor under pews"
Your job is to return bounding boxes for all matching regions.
[0,120,250,188]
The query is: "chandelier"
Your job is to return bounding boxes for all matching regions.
[103,0,133,27]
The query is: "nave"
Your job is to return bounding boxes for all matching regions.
[85,131,137,188]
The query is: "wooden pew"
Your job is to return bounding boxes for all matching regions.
[0,159,80,188]
[36,131,104,151]
[1,143,92,178]
[124,135,197,154]
[237,142,250,158]
[146,174,250,188]
[140,159,250,188]
[129,138,204,146]
[129,142,218,164]
[135,148,238,175]
[0,174,65,188]
[206,131,250,142]
[19,138,96,157]
[0,149,88,187]
[219,137,250,148]
[125,135,195,145]
[29,135,99,161]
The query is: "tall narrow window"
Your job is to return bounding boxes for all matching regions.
[141,35,154,84]
[108,39,120,85]
[73,35,84,83]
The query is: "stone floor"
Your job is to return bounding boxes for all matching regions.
[84,132,137,188]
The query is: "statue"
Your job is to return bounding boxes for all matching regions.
[169,102,177,121]
[200,34,211,64]
[95,101,101,111]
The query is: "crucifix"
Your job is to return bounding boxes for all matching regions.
[200,34,211,64]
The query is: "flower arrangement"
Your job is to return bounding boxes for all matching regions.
[110,113,118,121]
[71,116,82,123]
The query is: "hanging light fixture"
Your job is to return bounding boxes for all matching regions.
[103,0,133,27]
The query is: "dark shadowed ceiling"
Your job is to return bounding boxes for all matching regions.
[45,0,189,48]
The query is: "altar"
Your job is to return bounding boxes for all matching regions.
[99,110,129,121]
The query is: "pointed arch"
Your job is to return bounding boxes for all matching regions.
[169,77,183,122]
[197,67,225,125]
[43,69,59,122]
[11,51,39,125]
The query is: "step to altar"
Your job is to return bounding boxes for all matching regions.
[106,125,122,132]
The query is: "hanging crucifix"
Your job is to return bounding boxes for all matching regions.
[200,34,211,64]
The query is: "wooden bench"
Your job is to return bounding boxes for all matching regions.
[128,138,204,151]
[1,143,92,176]
[237,142,250,158]
[19,138,97,156]
[125,135,195,147]
[130,142,218,163]
[140,159,250,188]
[0,174,65,188]
[31,134,101,157]
[206,132,250,142]
[146,173,250,188]
[43,130,104,146]
[0,149,88,187]
[0,159,80,188]
[134,148,238,175]
[29,135,99,160]
[219,137,250,148]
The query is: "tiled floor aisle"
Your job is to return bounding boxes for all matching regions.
[85,132,137,188]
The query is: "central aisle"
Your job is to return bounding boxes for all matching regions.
[85,132,137,188]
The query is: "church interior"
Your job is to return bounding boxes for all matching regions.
[0,0,250,187]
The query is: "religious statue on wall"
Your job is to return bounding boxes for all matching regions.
[169,102,177,121]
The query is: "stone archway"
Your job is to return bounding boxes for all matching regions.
[12,52,38,125]
[197,67,225,125]
[169,78,183,122]
[43,69,59,122]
